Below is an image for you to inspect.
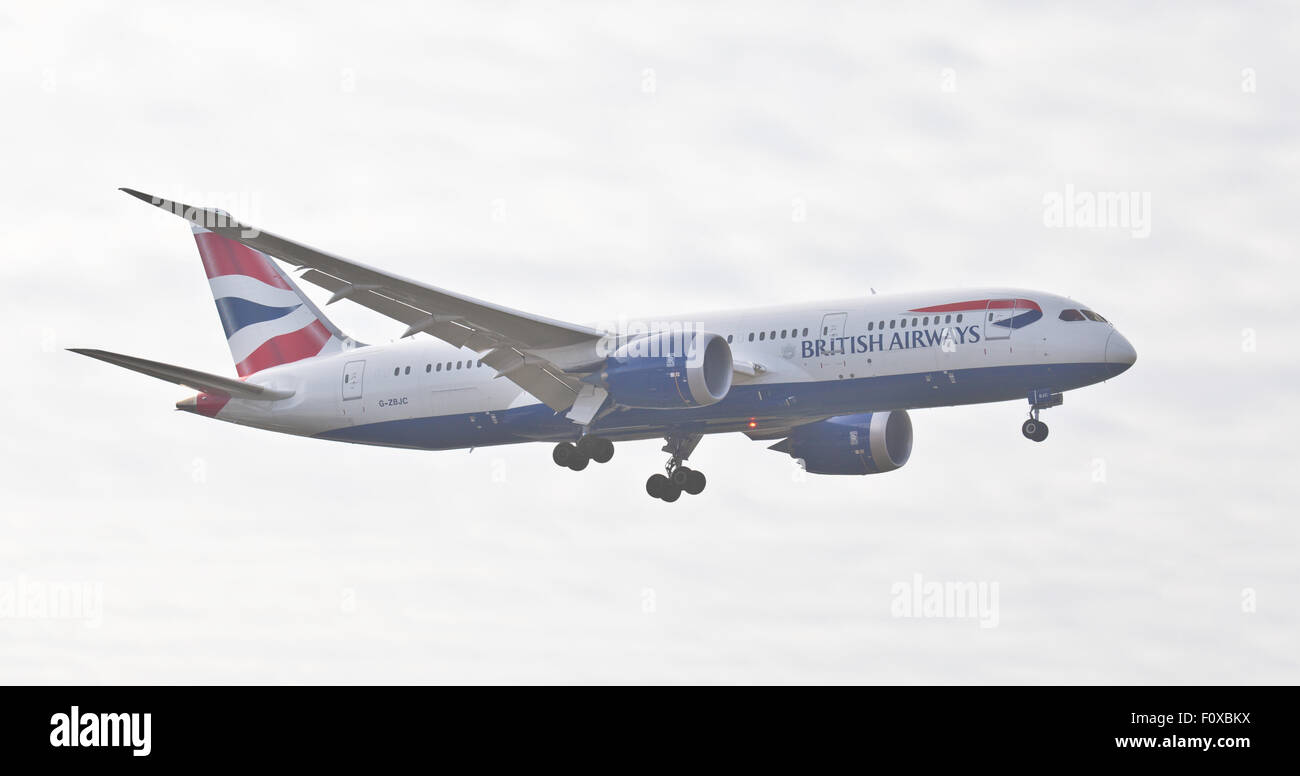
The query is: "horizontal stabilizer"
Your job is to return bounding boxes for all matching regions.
[68,348,294,401]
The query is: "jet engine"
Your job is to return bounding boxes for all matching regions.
[599,331,733,409]
[770,411,913,475]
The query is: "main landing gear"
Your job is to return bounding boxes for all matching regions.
[646,433,706,502]
[552,435,615,471]
[1022,388,1063,443]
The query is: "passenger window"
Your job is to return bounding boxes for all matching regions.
[802,328,808,336]
[393,367,399,376]
[781,329,787,339]
[759,332,766,341]
[426,364,431,373]
[1059,309,1085,321]
[956,314,963,323]
[727,334,733,343]
[889,320,896,329]
[923,317,929,326]
[456,361,462,369]
[822,327,828,335]
[446,362,452,370]
[867,322,874,331]
[900,319,907,328]
[748,333,754,341]
[770,330,776,339]
[436,363,442,372]
[945,314,952,323]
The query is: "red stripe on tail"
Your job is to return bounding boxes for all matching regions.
[192,393,231,418]
[194,232,293,289]
[235,319,332,376]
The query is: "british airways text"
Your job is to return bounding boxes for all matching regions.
[801,325,982,358]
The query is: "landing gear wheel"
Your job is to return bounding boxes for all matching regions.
[671,466,693,487]
[552,442,576,467]
[646,474,669,499]
[567,453,590,471]
[1021,419,1048,442]
[683,469,706,495]
[576,436,614,464]
[659,483,682,502]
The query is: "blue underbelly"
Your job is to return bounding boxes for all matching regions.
[314,362,1113,450]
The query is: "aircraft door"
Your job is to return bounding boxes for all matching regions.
[983,300,1018,341]
[820,312,848,355]
[342,360,365,401]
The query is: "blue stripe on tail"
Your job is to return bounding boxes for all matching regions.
[213,297,302,338]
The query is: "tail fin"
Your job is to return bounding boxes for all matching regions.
[192,223,351,376]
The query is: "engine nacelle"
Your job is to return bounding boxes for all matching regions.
[600,331,733,409]
[774,411,913,475]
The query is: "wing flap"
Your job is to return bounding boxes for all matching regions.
[480,348,580,411]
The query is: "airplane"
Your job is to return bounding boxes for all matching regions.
[73,188,1137,502]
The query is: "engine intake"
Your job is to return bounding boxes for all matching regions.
[600,331,733,409]
[773,411,913,475]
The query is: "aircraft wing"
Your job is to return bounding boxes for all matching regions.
[120,188,606,413]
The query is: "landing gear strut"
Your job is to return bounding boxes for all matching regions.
[552,435,615,471]
[646,432,705,502]
[1022,388,1062,443]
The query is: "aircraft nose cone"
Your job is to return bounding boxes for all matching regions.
[1105,331,1137,376]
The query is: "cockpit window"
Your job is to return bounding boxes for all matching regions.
[1058,309,1085,321]
[1080,310,1108,323]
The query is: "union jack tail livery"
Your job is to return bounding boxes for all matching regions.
[192,223,350,376]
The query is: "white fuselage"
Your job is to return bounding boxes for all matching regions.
[200,288,1134,450]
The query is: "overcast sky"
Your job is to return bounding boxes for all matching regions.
[2,1,1297,683]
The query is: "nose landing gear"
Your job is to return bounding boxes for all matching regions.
[1021,418,1048,442]
[1022,388,1062,443]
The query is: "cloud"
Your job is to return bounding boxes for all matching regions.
[1,0,1297,683]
